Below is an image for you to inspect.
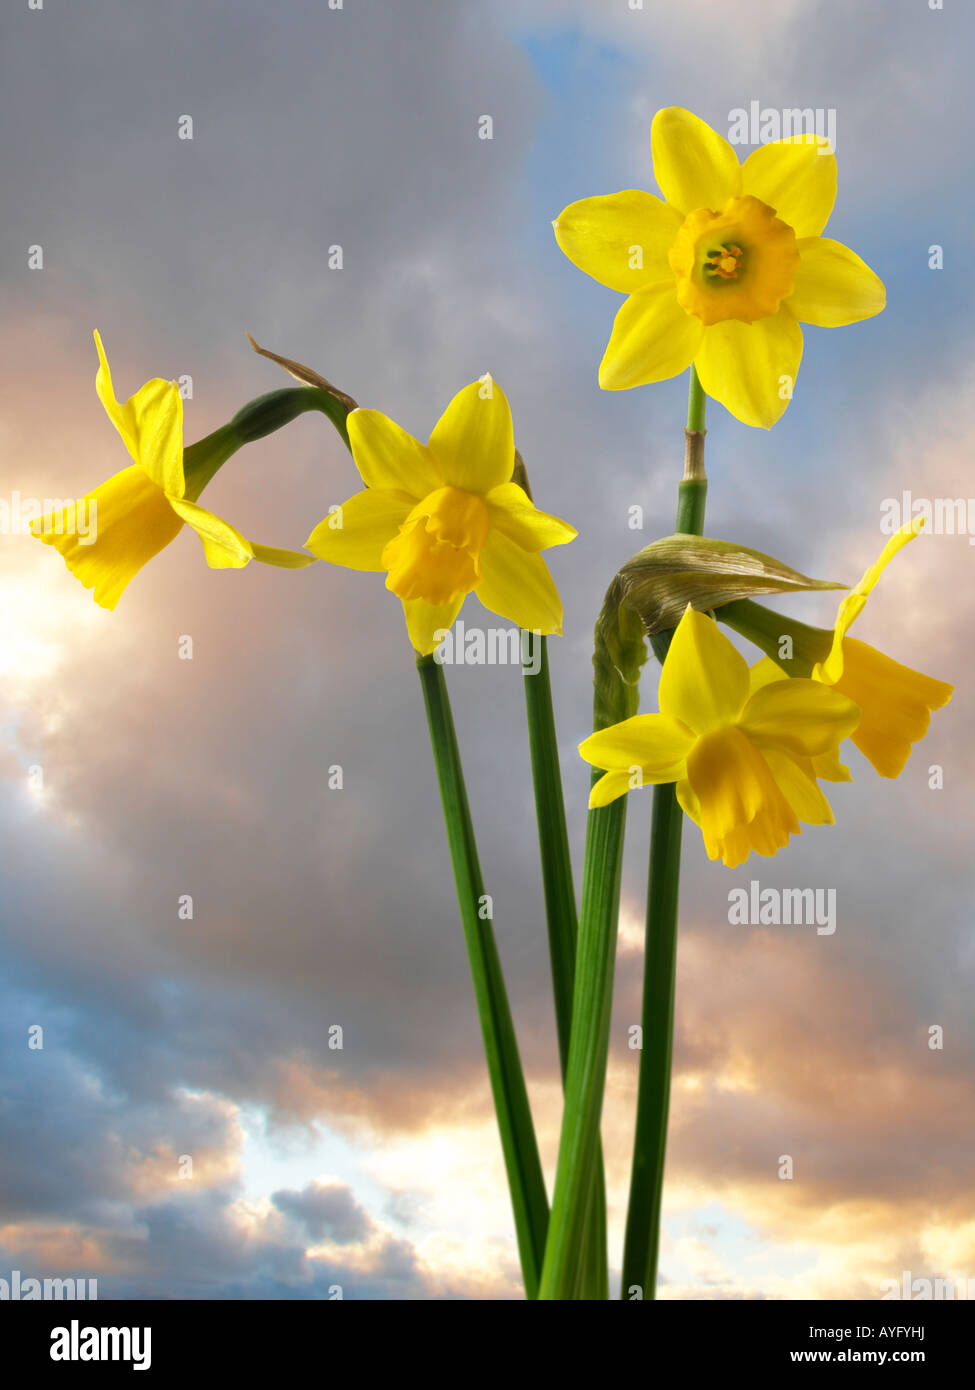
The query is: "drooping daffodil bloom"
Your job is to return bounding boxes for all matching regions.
[746,656,855,790]
[30,331,315,610]
[579,606,861,868]
[807,521,951,778]
[553,107,885,428]
[306,378,577,654]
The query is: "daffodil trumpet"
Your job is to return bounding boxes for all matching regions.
[718,521,953,779]
[29,333,334,610]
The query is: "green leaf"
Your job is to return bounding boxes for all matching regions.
[592,574,651,731]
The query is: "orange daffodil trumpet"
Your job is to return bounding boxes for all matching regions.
[30,332,316,610]
[306,377,577,654]
[579,606,861,868]
[553,107,886,428]
[746,520,954,779]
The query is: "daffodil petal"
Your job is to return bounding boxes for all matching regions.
[599,283,703,391]
[748,655,787,694]
[739,678,861,756]
[347,408,441,497]
[29,465,182,610]
[856,518,924,597]
[428,380,514,493]
[833,638,953,779]
[588,769,636,810]
[306,489,414,570]
[748,659,853,780]
[658,607,749,735]
[788,237,886,326]
[686,726,799,868]
[168,497,253,569]
[250,543,317,569]
[486,483,577,552]
[762,748,835,826]
[475,529,563,634]
[695,308,803,429]
[740,135,836,238]
[553,191,682,292]
[816,520,923,684]
[675,777,702,826]
[578,713,693,774]
[810,746,853,783]
[650,107,742,215]
[815,593,865,684]
[94,331,185,499]
[401,594,466,656]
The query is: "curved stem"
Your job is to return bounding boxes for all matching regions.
[417,653,549,1297]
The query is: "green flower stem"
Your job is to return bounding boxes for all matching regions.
[621,363,707,1300]
[719,598,831,677]
[182,386,353,499]
[417,652,549,1298]
[522,634,608,1300]
[620,757,682,1299]
[538,788,627,1299]
[522,636,578,1064]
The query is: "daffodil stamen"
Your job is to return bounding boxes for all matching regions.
[705,243,743,280]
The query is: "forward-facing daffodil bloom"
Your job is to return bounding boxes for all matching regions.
[306,379,577,654]
[30,331,315,610]
[554,107,885,428]
[810,521,951,778]
[579,606,860,868]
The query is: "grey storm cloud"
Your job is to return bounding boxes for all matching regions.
[272,1180,372,1244]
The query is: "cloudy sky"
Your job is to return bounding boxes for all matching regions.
[1,0,972,1299]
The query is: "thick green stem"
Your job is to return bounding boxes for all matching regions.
[620,774,682,1298]
[522,634,608,1299]
[538,790,626,1299]
[621,364,707,1300]
[417,653,549,1298]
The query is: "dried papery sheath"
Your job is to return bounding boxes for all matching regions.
[616,533,846,638]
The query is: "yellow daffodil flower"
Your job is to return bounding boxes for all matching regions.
[746,654,855,789]
[745,521,953,778]
[579,606,860,867]
[811,520,953,777]
[553,107,885,428]
[30,331,315,610]
[306,379,577,654]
